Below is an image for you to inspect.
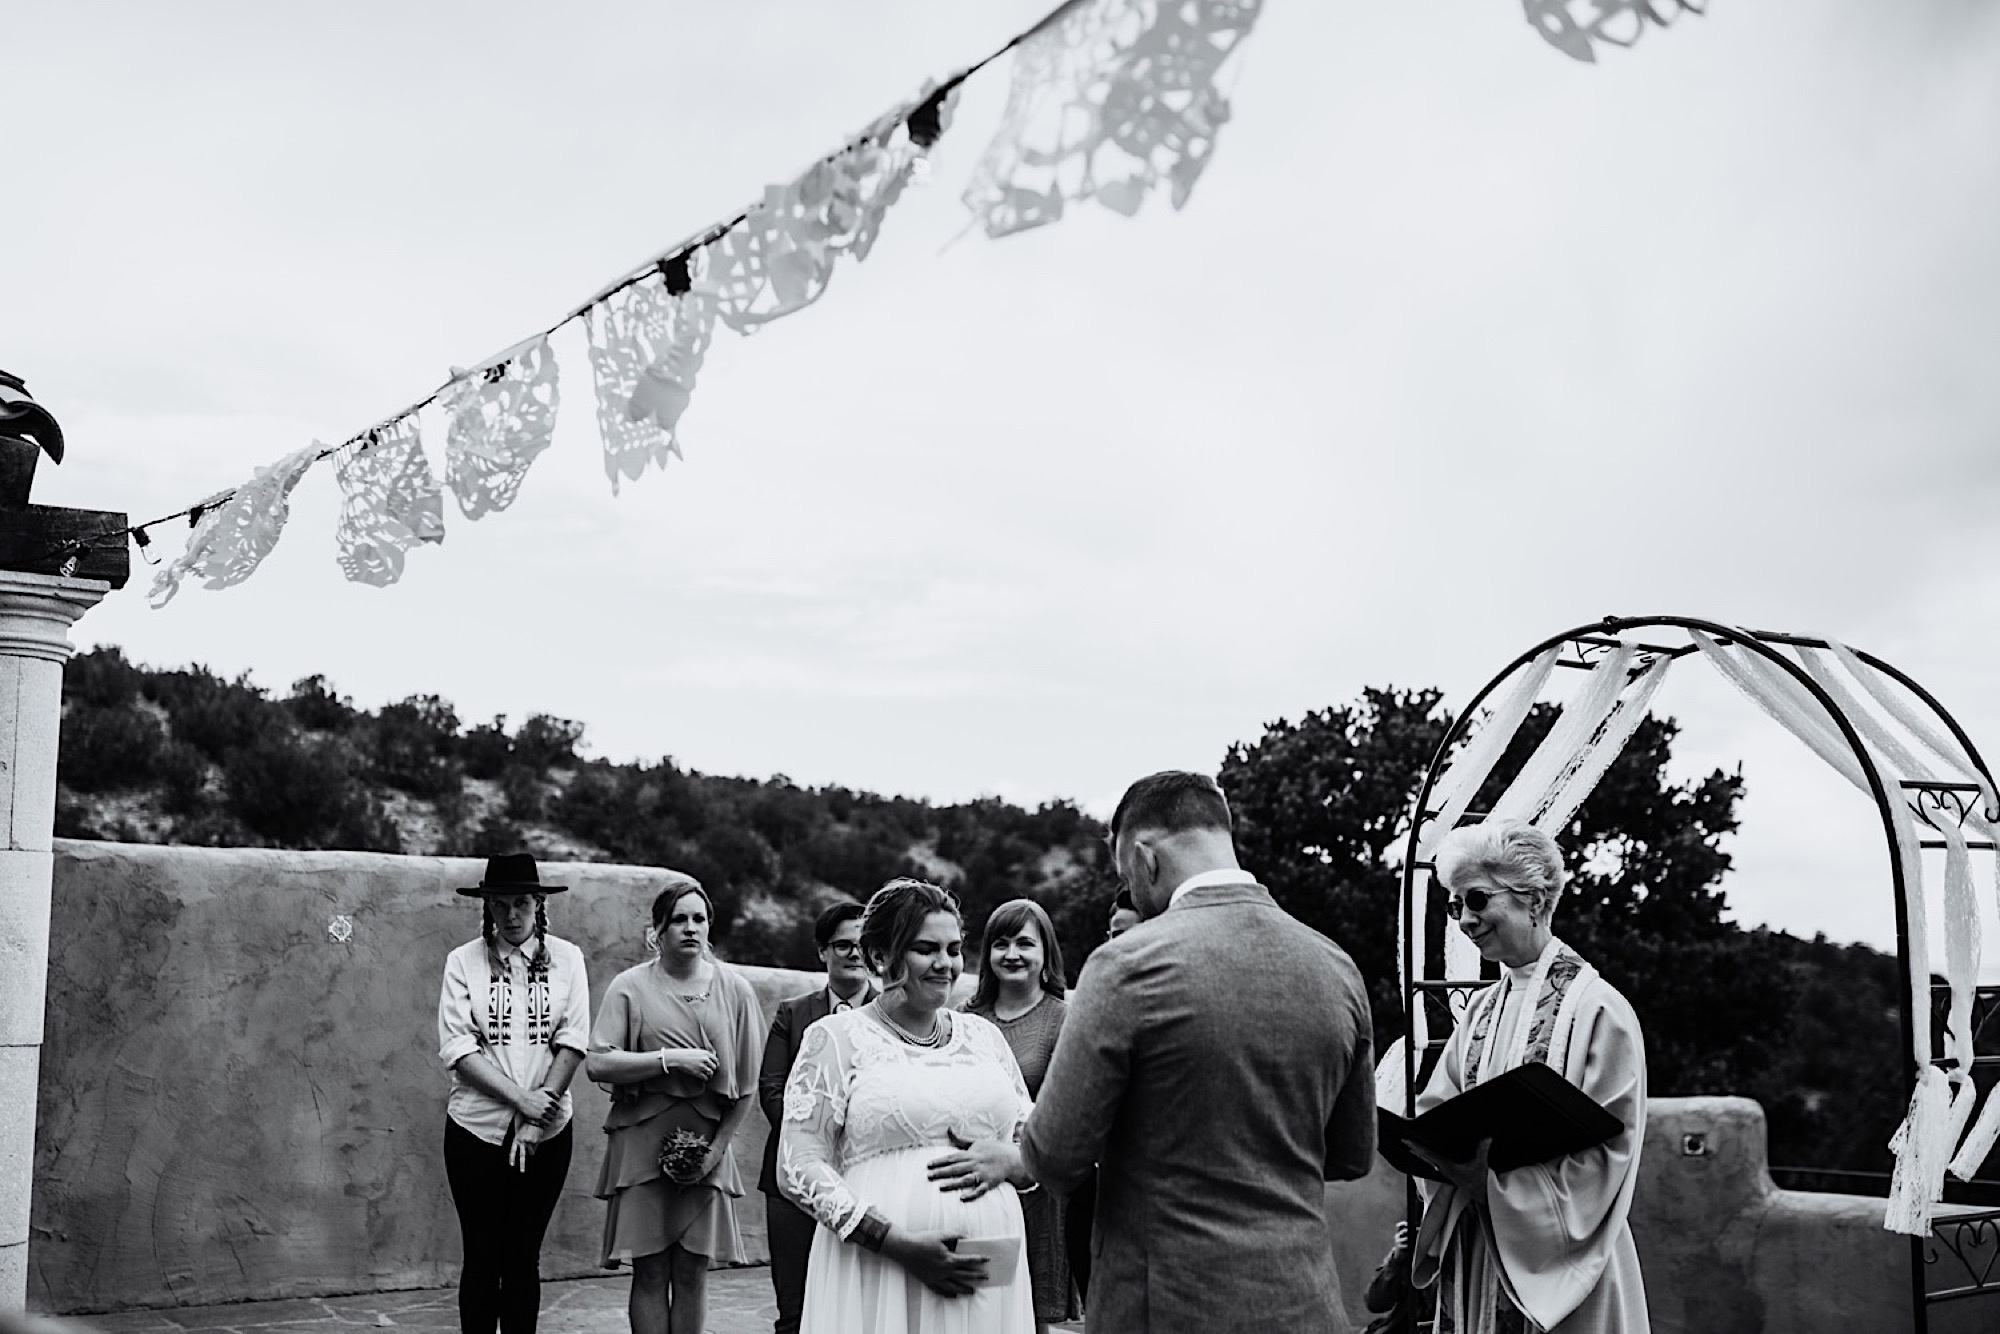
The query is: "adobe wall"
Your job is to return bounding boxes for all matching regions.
[29,841,840,1314]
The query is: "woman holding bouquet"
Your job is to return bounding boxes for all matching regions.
[586,878,764,1334]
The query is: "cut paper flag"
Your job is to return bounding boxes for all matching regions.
[964,0,1265,238]
[148,443,322,607]
[441,337,561,521]
[332,418,445,587]
[1521,0,1706,64]
[587,280,718,493]
[705,86,956,334]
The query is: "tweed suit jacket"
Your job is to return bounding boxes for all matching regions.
[1020,881,1377,1334]
[757,984,873,1196]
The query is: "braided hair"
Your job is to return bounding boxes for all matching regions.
[481,895,552,982]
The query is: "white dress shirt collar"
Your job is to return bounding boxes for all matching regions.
[494,933,542,967]
[1167,867,1258,911]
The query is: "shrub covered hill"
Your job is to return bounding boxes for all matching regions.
[57,646,1946,1180]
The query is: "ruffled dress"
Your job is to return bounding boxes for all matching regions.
[590,959,764,1267]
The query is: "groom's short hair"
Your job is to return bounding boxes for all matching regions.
[1110,771,1232,842]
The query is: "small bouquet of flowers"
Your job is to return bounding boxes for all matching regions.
[658,1127,714,1185]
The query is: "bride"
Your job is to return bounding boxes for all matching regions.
[778,877,1037,1334]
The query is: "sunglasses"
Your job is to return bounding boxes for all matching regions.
[1443,886,1528,918]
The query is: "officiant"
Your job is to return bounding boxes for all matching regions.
[1405,820,1651,1334]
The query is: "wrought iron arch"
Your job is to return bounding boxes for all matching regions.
[1393,614,2000,1333]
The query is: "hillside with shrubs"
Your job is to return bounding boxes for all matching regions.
[54,646,1110,972]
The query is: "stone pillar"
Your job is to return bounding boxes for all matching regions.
[0,572,109,1310]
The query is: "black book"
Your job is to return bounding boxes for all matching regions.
[1377,1062,1623,1178]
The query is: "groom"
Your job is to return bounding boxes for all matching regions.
[937,770,1377,1331]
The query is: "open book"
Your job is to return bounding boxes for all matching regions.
[1378,1061,1622,1178]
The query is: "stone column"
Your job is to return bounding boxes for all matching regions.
[0,572,110,1310]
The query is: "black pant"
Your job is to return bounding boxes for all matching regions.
[765,1192,819,1334]
[444,1118,573,1334]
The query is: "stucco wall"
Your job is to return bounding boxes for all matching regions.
[28,843,1992,1329]
[29,842,847,1314]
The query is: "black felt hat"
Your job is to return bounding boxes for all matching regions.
[457,852,567,897]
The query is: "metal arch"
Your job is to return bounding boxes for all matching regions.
[1392,615,1996,1334]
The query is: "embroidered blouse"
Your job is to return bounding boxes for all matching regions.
[437,932,592,1146]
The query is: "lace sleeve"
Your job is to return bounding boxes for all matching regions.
[777,1020,867,1237]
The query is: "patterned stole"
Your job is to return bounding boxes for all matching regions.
[1438,940,1596,1334]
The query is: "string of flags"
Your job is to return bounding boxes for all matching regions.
[59,0,1698,605]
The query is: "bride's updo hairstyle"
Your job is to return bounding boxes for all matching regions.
[1433,819,1568,924]
[859,877,962,988]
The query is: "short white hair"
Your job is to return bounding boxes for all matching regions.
[1433,819,1567,919]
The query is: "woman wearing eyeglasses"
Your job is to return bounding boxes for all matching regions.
[1405,820,1650,1334]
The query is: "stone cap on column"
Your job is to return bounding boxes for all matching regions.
[0,572,111,665]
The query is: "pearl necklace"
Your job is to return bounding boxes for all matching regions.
[877,1003,947,1048]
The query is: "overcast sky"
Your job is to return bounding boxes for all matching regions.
[7,1,2000,967]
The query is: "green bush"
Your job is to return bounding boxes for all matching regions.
[286,674,359,732]
[157,741,212,815]
[156,669,280,761]
[461,716,512,779]
[64,646,145,709]
[371,694,462,799]
[500,764,546,821]
[59,703,167,792]
[514,714,585,770]
[225,733,399,851]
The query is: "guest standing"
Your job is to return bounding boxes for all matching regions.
[1406,821,1650,1334]
[436,854,592,1334]
[963,899,1078,1331]
[757,900,876,1334]
[930,771,1377,1333]
[779,877,1036,1333]
[586,878,765,1334]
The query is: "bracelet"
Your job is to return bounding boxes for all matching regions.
[660,1049,672,1076]
[1015,1182,1041,1195]
[851,1207,891,1253]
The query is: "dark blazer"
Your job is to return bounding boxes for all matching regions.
[1020,881,1377,1334]
[757,984,873,1197]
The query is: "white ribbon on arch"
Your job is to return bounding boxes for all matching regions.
[1688,630,1996,1230]
[1403,646,1559,1052]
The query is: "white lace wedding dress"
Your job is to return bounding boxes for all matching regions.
[779,1008,1036,1334]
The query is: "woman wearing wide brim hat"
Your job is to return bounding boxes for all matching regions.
[436,853,593,1334]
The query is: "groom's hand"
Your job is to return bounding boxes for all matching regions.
[927,1129,1025,1200]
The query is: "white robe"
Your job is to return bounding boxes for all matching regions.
[1411,940,1651,1334]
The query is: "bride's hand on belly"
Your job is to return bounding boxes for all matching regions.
[882,1228,988,1297]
